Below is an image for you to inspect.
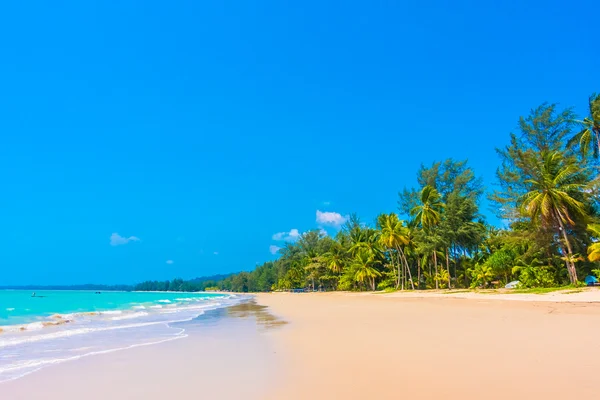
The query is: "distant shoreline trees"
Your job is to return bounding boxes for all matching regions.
[135,93,600,293]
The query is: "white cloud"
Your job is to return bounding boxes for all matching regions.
[110,233,140,246]
[213,251,219,255]
[319,228,328,237]
[316,210,347,227]
[166,260,174,265]
[272,228,301,242]
[323,201,331,206]
[269,245,282,255]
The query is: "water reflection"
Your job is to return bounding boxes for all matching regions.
[226,300,287,331]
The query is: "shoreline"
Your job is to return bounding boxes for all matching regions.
[1,300,285,399]
[4,291,600,399]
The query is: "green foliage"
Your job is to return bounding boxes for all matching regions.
[485,249,514,283]
[512,266,556,288]
[133,93,600,292]
[470,264,494,288]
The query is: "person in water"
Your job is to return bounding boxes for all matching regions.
[32,292,36,297]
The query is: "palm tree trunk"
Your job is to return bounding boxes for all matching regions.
[463,249,468,287]
[433,250,439,289]
[392,251,400,290]
[395,252,403,290]
[398,247,415,290]
[417,258,421,290]
[445,248,451,289]
[372,277,376,291]
[557,218,578,284]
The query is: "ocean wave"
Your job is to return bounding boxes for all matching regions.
[157,300,171,304]
[0,320,181,349]
[111,312,149,321]
[0,294,249,383]
[0,333,187,383]
[6,308,15,311]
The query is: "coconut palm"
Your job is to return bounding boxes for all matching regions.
[411,185,445,288]
[411,185,444,229]
[349,227,381,258]
[377,213,414,289]
[587,224,600,262]
[519,151,588,283]
[353,250,381,291]
[323,243,347,276]
[569,93,600,158]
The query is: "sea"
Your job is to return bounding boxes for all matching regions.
[0,290,245,382]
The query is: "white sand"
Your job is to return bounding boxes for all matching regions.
[4,290,600,399]
[258,291,600,399]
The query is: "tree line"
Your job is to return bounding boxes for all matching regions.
[138,94,600,293]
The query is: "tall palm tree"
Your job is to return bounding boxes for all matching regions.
[587,224,600,262]
[411,185,443,228]
[353,250,381,291]
[377,213,414,290]
[411,185,445,288]
[349,227,381,258]
[519,151,588,283]
[324,245,346,274]
[569,93,600,158]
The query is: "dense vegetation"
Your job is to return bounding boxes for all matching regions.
[138,94,600,293]
[133,274,232,292]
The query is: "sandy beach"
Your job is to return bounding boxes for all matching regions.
[260,290,600,399]
[4,290,600,399]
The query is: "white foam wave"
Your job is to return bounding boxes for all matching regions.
[157,300,171,303]
[0,294,248,383]
[0,320,184,349]
[0,322,45,333]
[6,308,15,311]
[111,312,149,321]
[0,333,187,383]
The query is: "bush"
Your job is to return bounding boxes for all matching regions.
[516,266,556,288]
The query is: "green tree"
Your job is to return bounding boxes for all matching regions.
[569,93,600,158]
[352,250,381,291]
[411,185,444,289]
[377,213,414,290]
[587,224,600,262]
[519,151,588,283]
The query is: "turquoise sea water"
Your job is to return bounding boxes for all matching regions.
[0,290,244,382]
[0,290,226,325]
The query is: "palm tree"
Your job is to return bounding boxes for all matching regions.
[324,245,346,274]
[569,93,600,158]
[411,185,444,288]
[353,250,381,291]
[519,151,588,283]
[378,213,414,290]
[411,185,443,228]
[587,224,600,262]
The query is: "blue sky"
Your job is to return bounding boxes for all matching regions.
[0,0,597,285]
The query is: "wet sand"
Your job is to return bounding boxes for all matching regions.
[1,301,285,400]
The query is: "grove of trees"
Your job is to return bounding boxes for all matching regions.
[139,94,600,293]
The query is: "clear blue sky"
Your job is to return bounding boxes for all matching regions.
[0,1,597,285]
